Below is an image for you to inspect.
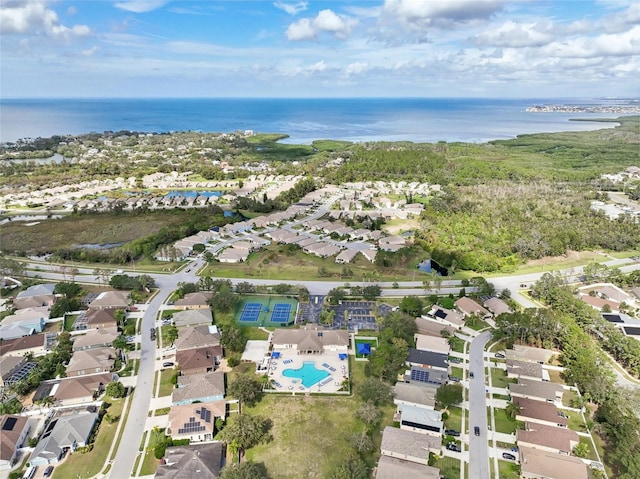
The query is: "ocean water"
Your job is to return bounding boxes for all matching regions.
[0,97,630,145]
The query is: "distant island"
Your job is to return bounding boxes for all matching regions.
[527,103,640,113]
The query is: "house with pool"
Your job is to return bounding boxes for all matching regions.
[266,326,350,393]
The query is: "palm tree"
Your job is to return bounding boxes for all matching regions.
[506,401,520,420]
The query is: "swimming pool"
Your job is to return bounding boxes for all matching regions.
[282,361,330,388]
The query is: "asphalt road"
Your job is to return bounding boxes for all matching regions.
[468,330,492,479]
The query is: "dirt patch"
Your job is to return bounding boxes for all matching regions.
[524,250,595,267]
[383,218,420,235]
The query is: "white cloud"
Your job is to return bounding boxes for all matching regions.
[0,1,91,39]
[273,1,308,16]
[473,20,555,48]
[114,1,168,13]
[286,9,357,41]
[383,0,506,27]
[81,46,100,56]
[344,61,368,76]
[542,25,640,58]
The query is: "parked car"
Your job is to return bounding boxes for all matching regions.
[470,372,475,379]
[162,361,174,368]
[44,466,54,478]
[448,376,460,383]
[474,426,480,436]
[495,353,506,359]
[449,357,461,363]
[502,453,516,461]
[446,443,461,452]
[444,429,460,437]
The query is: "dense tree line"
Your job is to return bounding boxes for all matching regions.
[367,312,416,381]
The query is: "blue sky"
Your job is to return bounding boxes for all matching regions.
[1,0,638,98]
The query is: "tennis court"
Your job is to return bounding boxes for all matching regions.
[235,296,298,327]
[270,303,292,323]
[239,302,262,322]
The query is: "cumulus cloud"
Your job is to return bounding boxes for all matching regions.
[473,21,555,48]
[274,1,308,16]
[281,60,329,76]
[383,0,506,28]
[114,1,168,13]
[286,9,357,41]
[344,61,368,76]
[0,1,91,38]
[542,25,640,58]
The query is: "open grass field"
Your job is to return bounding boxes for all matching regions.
[1,211,191,254]
[245,360,395,478]
[52,398,125,479]
[206,244,425,282]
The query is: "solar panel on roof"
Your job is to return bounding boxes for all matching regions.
[2,417,17,431]
[201,407,212,423]
[435,309,447,319]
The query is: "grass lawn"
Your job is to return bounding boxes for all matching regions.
[243,327,270,341]
[435,456,461,479]
[592,431,615,478]
[498,459,520,479]
[63,314,78,331]
[465,318,491,331]
[450,366,464,379]
[565,410,586,432]
[158,368,177,397]
[450,336,466,353]
[491,368,515,389]
[493,408,517,434]
[577,436,598,461]
[245,360,394,478]
[547,369,566,384]
[52,398,124,479]
[562,389,577,408]
[139,428,166,476]
[444,406,463,432]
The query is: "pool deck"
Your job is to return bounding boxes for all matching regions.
[265,350,349,394]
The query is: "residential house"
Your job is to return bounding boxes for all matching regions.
[405,366,448,388]
[174,325,221,352]
[413,334,449,354]
[425,306,465,328]
[360,249,378,263]
[406,348,449,372]
[0,356,37,388]
[519,445,588,479]
[0,333,48,357]
[378,235,406,252]
[15,283,55,298]
[379,426,441,465]
[155,443,224,479]
[455,297,490,319]
[0,415,30,469]
[507,345,556,364]
[335,249,358,264]
[579,295,619,312]
[393,382,437,410]
[217,248,250,263]
[88,291,129,310]
[174,292,212,310]
[167,402,226,442]
[415,317,455,337]
[176,347,218,375]
[375,456,440,479]
[172,309,213,328]
[517,422,579,455]
[271,326,349,354]
[29,410,99,466]
[66,347,116,377]
[81,308,119,330]
[509,378,564,405]
[0,307,48,340]
[51,372,114,406]
[13,293,56,310]
[513,397,568,428]
[483,297,512,316]
[506,359,547,381]
[72,327,119,351]
[172,371,226,406]
[397,404,443,436]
